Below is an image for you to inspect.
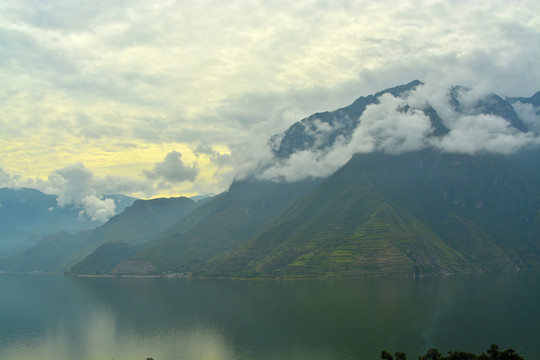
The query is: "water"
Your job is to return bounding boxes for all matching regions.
[0,272,538,360]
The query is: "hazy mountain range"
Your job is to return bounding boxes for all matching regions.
[0,188,134,258]
[1,80,539,278]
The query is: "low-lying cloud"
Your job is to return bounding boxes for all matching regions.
[256,83,540,182]
[435,113,536,154]
[142,151,198,183]
[49,163,117,222]
[0,153,200,222]
[512,101,540,134]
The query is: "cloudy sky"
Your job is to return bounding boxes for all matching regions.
[1,0,539,205]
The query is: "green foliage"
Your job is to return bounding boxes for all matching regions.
[418,348,443,360]
[204,151,540,278]
[382,351,408,360]
[381,344,524,360]
[136,178,322,273]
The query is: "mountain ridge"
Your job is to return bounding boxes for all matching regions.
[203,151,540,278]
[3,80,539,278]
[0,187,135,257]
[133,81,540,278]
[0,196,199,273]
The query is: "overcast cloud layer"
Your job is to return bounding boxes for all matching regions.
[1,0,539,218]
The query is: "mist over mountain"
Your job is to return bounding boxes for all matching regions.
[4,80,540,278]
[130,81,540,278]
[205,151,540,278]
[132,178,323,274]
[254,81,539,184]
[0,187,134,257]
[0,196,198,273]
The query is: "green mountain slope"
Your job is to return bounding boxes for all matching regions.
[0,231,92,272]
[14,81,537,278]
[136,178,322,273]
[1,196,198,273]
[93,196,198,246]
[0,188,134,257]
[133,82,540,278]
[204,151,540,278]
[68,242,137,275]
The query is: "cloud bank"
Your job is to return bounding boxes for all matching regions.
[256,84,540,182]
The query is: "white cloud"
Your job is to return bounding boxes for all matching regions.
[511,102,540,134]
[43,162,167,203]
[256,83,540,182]
[50,163,96,207]
[0,167,21,189]
[434,114,537,155]
[1,162,152,221]
[142,151,198,183]
[45,163,116,222]
[79,195,116,222]
[258,92,433,181]
[350,93,434,154]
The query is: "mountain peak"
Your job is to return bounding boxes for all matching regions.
[267,81,538,169]
[270,80,426,159]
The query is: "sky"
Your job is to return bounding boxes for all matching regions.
[1,0,539,213]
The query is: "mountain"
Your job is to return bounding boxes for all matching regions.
[0,188,134,257]
[269,80,425,158]
[11,80,538,279]
[133,178,322,273]
[271,80,534,162]
[203,151,540,278]
[506,91,540,176]
[1,196,198,273]
[68,242,138,275]
[507,91,540,108]
[121,81,540,278]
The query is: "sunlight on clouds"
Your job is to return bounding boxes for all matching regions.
[0,136,230,198]
[0,0,538,198]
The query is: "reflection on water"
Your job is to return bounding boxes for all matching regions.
[0,272,538,360]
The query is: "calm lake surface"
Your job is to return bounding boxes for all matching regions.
[0,272,539,360]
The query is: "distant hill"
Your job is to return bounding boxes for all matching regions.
[0,188,134,257]
[1,196,198,273]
